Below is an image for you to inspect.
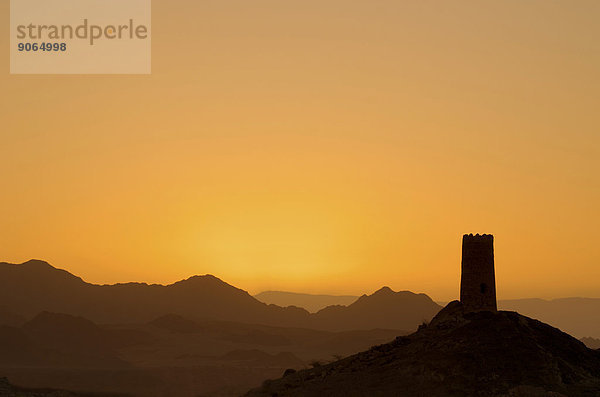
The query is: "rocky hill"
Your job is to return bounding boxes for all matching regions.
[246,301,600,397]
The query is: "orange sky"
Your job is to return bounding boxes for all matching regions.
[1,1,599,301]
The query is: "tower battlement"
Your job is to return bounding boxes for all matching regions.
[463,233,493,240]
[460,233,497,312]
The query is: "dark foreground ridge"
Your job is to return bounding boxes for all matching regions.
[245,301,600,397]
[0,376,125,397]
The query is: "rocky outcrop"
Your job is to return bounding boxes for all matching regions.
[245,301,600,396]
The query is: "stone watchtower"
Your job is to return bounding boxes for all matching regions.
[460,234,497,312]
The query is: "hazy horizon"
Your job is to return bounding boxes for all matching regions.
[3,258,599,302]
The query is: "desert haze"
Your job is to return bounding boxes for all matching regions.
[2,1,599,396]
[0,259,439,396]
[0,257,599,396]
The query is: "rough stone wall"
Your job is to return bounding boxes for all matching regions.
[460,234,497,312]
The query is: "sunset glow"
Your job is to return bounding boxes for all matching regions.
[2,0,599,301]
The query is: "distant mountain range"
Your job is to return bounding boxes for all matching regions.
[498,298,600,339]
[254,291,359,312]
[582,337,600,350]
[0,260,441,332]
[256,291,600,339]
[3,259,598,338]
[2,259,600,396]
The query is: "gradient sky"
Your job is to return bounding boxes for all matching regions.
[1,0,599,301]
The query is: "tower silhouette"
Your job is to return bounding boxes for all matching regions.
[460,234,497,312]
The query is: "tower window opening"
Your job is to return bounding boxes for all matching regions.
[480,283,487,294]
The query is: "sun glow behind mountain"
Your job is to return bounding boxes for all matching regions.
[1,0,599,300]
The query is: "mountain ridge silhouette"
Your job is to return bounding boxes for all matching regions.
[0,260,441,332]
[255,291,359,313]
